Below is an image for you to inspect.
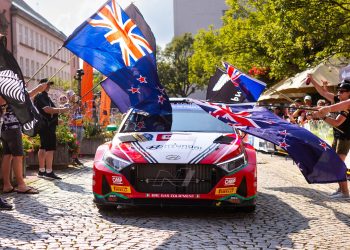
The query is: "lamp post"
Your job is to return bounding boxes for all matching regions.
[74,69,84,97]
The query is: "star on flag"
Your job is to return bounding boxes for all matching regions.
[137,75,147,83]
[278,140,290,150]
[279,130,289,136]
[128,87,140,94]
[158,95,166,104]
[319,141,329,151]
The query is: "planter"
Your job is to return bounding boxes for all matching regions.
[26,144,72,169]
[79,138,106,155]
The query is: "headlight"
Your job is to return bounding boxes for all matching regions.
[103,151,131,172]
[217,152,247,172]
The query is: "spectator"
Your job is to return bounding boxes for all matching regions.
[304,95,312,107]
[1,83,47,194]
[66,90,84,166]
[34,79,69,180]
[316,99,326,107]
[58,94,68,108]
[312,79,350,198]
[0,95,12,210]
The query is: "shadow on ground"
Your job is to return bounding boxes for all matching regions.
[97,191,309,248]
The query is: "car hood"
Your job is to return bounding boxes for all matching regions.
[111,132,241,164]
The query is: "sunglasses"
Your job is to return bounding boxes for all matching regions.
[338,90,349,93]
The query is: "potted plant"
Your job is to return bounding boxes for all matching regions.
[25,125,78,168]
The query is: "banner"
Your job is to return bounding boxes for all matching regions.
[81,61,94,120]
[99,88,111,127]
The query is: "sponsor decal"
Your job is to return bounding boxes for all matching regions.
[112,176,123,185]
[107,194,118,202]
[148,193,200,199]
[156,134,172,141]
[146,143,202,151]
[215,187,237,195]
[165,155,181,161]
[111,185,131,193]
[224,177,236,186]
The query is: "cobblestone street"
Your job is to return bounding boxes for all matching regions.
[1,152,349,249]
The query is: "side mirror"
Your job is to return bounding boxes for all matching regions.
[106,124,118,132]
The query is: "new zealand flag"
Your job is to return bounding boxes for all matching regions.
[64,0,171,115]
[192,99,347,184]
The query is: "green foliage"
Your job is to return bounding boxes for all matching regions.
[84,121,103,139]
[189,0,350,87]
[157,33,196,97]
[56,125,79,154]
[22,135,40,154]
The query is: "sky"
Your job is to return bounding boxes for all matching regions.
[24,0,174,47]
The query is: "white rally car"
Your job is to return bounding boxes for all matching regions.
[93,99,257,211]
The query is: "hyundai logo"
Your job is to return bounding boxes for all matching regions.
[165,155,181,160]
[146,145,163,150]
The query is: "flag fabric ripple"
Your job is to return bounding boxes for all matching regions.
[64,0,171,114]
[192,99,347,184]
[223,62,266,102]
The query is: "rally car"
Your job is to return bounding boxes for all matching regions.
[93,99,257,211]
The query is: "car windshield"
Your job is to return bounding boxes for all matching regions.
[120,102,234,133]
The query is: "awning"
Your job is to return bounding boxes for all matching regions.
[274,63,340,93]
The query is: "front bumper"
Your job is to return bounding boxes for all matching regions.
[92,159,257,208]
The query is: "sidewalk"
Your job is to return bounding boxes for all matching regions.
[24,157,93,185]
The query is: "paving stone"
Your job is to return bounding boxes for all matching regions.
[0,154,348,249]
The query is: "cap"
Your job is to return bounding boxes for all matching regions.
[66,90,75,98]
[294,98,302,103]
[337,82,350,91]
[38,78,48,84]
[304,95,312,101]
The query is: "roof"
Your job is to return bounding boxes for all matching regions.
[11,0,66,40]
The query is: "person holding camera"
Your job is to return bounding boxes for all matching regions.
[66,90,85,166]
[34,79,70,180]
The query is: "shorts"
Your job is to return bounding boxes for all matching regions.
[1,127,24,156]
[332,138,350,156]
[39,125,57,151]
[70,126,84,143]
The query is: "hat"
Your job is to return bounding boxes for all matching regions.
[66,90,75,98]
[337,82,350,91]
[304,95,312,101]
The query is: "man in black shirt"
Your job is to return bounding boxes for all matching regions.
[34,80,69,180]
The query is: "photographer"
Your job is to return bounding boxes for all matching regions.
[66,90,85,166]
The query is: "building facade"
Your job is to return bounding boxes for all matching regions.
[0,0,79,90]
[173,0,227,37]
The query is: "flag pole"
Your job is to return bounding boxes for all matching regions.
[27,46,63,84]
[47,55,75,83]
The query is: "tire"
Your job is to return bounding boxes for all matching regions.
[96,203,117,211]
[243,205,256,213]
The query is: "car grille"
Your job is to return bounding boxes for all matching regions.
[120,164,226,194]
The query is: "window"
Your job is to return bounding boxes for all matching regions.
[30,29,34,47]
[25,58,29,77]
[19,57,24,69]
[24,27,29,45]
[31,60,34,76]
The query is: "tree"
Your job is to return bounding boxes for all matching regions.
[157,33,196,97]
[189,0,350,87]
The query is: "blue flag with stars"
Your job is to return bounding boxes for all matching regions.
[192,99,347,184]
[64,0,171,114]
